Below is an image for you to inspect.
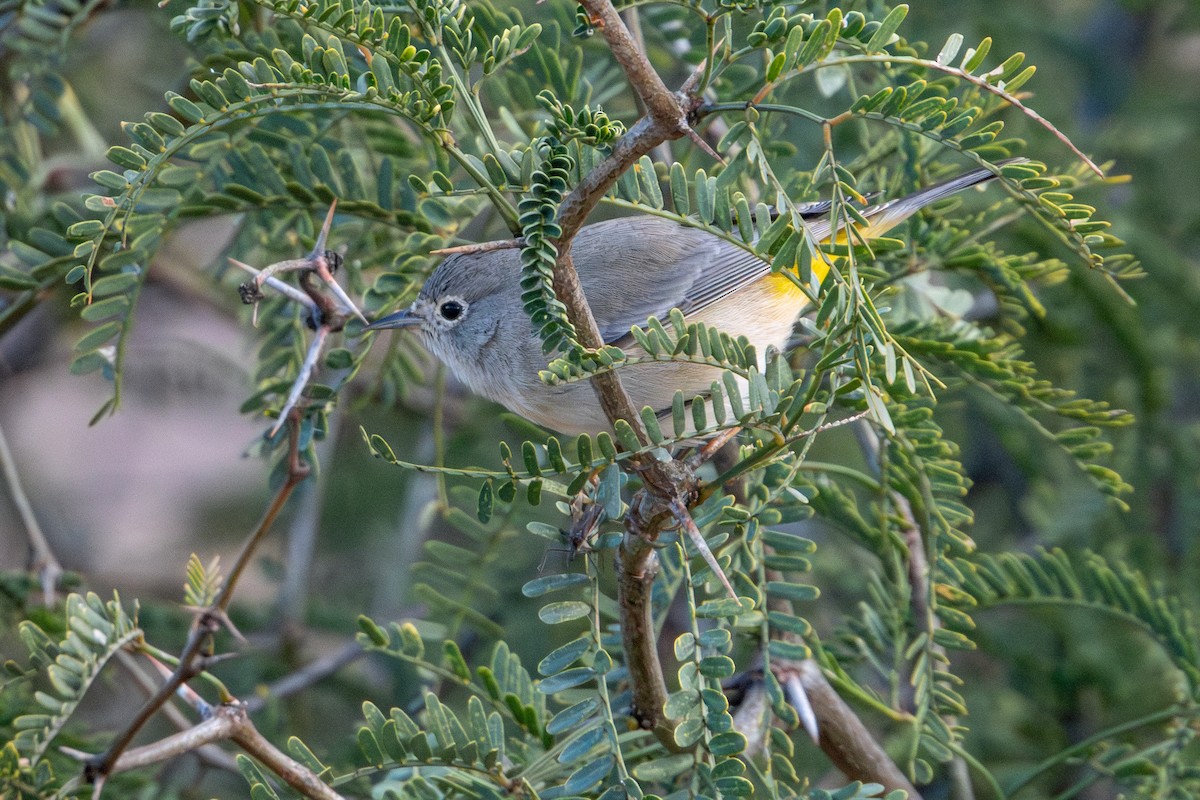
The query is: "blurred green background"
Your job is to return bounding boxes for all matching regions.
[1,0,1198,797]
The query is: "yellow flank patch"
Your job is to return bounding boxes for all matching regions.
[758,201,915,303]
[764,270,818,301]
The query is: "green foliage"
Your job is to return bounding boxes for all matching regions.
[945,549,1200,697]
[1,0,1194,798]
[184,554,224,609]
[520,140,580,356]
[894,321,1134,507]
[8,594,139,767]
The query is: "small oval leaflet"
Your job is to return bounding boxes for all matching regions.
[557,722,607,764]
[538,636,591,676]
[537,666,595,695]
[537,600,591,624]
[563,753,614,794]
[521,572,589,598]
[632,752,694,782]
[546,697,599,736]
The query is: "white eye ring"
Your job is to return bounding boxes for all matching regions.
[438,299,465,321]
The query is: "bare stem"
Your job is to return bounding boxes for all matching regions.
[242,641,365,714]
[0,419,63,604]
[213,410,312,614]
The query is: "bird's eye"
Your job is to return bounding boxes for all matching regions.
[438,300,464,321]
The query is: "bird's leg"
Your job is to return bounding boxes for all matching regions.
[684,425,741,470]
[566,501,606,561]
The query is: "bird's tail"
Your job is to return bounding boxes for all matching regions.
[854,156,1026,240]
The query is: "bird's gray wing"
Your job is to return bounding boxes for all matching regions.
[569,163,1018,344]
[572,216,778,344]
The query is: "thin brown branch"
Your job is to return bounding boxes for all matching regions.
[891,486,975,800]
[581,0,684,133]
[0,419,63,604]
[547,4,700,442]
[893,491,933,631]
[114,650,239,773]
[430,238,524,256]
[214,409,312,614]
[856,419,973,798]
[84,411,310,786]
[548,4,704,442]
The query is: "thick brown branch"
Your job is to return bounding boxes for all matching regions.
[616,536,676,747]
[797,661,922,798]
[548,0,711,751]
[617,460,700,746]
[550,2,705,439]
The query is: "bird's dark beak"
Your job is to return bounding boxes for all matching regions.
[364,308,422,331]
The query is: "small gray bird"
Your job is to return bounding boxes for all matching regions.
[367,163,1015,435]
